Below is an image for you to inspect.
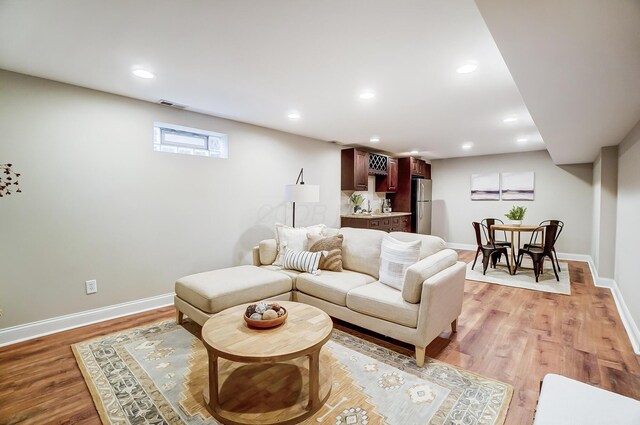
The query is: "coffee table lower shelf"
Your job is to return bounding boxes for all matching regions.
[204,348,333,425]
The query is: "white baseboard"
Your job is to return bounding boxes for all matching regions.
[448,242,640,355]
[604,282,640,354]
[446,242,477,251]
[0,292,175,347]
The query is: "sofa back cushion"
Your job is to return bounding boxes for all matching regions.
[402,248,458,303]
[389,232,446,259]
[339,227,387,278]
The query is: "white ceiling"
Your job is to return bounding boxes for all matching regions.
[475,0,640,164]
[1,1,636,164]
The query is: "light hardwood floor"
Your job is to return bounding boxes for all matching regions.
[1,253,638,424]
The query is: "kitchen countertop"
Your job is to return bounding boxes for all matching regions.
[341,212,411,218]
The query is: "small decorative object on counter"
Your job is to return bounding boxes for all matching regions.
[350,193,364,213]
[243,302,288,328]
[505,205,527,226]
[382,199,392,213]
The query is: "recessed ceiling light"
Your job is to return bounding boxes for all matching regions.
[287,112,301,120]
[370,137,380,143]
[359,91,375,100]
[410,150,419,154]
[503,116,518,123]
[517,138,528,143]
[462,142,474,150]
[456,64,478,74]
[132,69,155,79]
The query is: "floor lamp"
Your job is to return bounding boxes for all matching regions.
[284,168,319,227]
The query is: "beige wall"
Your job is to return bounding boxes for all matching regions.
[0,70,341,328]
[615,119,640,331]
[431,150,593,254]
[591,146,618,278]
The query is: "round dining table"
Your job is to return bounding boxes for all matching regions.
[490,224,542,274]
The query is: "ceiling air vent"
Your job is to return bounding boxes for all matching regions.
[158,99,187,109]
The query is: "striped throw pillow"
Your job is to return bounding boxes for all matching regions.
[379,234,421,290]
[282,247,324,274]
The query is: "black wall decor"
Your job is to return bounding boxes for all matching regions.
[1,163,21,197]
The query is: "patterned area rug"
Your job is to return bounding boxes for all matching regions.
[466,255,571,295]
[73,320,512,425]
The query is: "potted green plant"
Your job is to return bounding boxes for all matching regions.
[350,193,364,213]
[505,205,527,226]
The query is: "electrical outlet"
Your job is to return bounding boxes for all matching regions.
[85,279,97,294]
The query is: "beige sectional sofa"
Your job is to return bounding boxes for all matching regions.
[174,227,466,366]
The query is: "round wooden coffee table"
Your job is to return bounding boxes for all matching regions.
[201,301,333,425]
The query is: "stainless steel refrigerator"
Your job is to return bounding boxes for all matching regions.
[411,178,432,234]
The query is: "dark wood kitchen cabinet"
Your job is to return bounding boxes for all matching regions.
[376,157,398,192]
[410,157,430,178]
[341,148,369,191]
[341,214,410,232]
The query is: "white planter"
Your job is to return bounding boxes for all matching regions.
[510,220,523,226]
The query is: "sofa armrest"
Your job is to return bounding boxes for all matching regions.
[252,246,261,266]
[257,239,277,265]
[402,249,458,303]
[416,261,466,347]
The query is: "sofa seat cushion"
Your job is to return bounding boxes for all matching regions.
[296,270,376,306]
[260,265,302,287]
[346,281,419,328]
[175,265,292,314]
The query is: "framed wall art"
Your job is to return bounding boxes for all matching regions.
[501,172,534,200]
[470,173,500,200]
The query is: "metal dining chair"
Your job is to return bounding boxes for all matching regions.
[481,218,512,247]
[516,223,560,282]
[472,222,512,275]
[523,220,564,271]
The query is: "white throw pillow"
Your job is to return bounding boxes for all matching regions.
[282,247,324,274]
[379,234,421,290]
[273,223,326,266]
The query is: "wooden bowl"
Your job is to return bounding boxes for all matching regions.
[244,307,288,329]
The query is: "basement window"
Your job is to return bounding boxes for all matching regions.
[153,122,228,158]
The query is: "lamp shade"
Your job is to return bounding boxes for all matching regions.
[284,184,319,203]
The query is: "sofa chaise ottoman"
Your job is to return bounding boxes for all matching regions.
[174,265,292,326]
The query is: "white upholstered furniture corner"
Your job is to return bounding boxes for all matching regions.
[533,373,640,425]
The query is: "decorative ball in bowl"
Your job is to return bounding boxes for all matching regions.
[243,302,288,329]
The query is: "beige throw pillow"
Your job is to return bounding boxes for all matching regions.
[273,223,325,266]
[308,234,344,272]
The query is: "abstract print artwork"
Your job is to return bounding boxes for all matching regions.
[470,173,500,200]
[501,172,534,200]
[0,163,21,197]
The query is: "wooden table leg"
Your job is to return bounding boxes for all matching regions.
[516,231,520,268]
[307,350,320,411]
[510,230,516,274]
[207,352,219,412]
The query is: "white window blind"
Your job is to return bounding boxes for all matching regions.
[153,122,228,158]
